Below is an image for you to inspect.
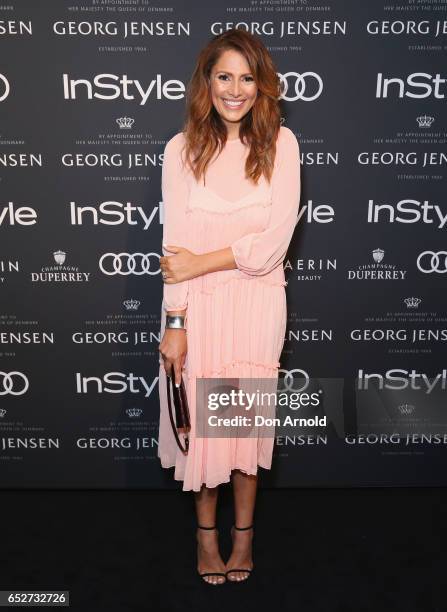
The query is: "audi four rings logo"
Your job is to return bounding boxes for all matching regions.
[278,369,310,392]
[278,72,323,102]
[0,73,10,102]
[417,251,447,273]
[0,371,29,395]
[99,252,160,275]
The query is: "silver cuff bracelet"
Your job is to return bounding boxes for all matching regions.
[166,314,186,330]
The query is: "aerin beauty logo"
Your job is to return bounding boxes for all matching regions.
[30,250,91,283]
[0,258,20,284]
[367,199,447,229]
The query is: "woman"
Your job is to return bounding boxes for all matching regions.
[158,29,301,585]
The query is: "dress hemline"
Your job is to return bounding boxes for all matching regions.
[158,458,272,492]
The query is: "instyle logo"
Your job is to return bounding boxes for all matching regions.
[0,202,38,226]
[357,368,447,394]
[297,201,335,224]
[69,201,159,230]
[75,372,158,397]
[376,72,447,99]
[0,73,9,101]
[62,73,185,104]
[367,199,447,229]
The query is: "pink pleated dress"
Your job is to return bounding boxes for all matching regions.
[157,125,301,491]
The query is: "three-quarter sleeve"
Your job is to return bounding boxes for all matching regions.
[230,127,301,276]
[161,134,190,312]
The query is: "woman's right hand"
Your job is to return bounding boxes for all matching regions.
[159,328,187,387]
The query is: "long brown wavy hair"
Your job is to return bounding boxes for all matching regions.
[181,29,283,186]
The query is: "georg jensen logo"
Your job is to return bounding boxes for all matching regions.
[417,115,434,128]
[116,116,134,129]
[404,297,421,309]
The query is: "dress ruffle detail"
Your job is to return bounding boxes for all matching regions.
[185,359,281,380]
[158,274,286,492]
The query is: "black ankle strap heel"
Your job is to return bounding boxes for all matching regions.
[226,524,254,581]
[196,524,226,585]
[234,524,253,530]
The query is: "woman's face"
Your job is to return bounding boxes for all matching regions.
[209,49,258,134]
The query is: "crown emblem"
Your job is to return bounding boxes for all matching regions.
[404,297,421,309]
[123,299,140,311]
[126,408,143,418]
[372,248,384,263]
[53,250,66,265]
[0,408,6,418]
[116,117,135,129]
[416,115,434,128]
[397,403,415,415]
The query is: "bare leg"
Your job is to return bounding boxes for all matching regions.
[225,469,257,581]
[194,484,226,585]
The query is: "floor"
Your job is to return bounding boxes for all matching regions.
[0,485,444,611]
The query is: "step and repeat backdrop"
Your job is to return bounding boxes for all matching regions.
[1,0,446,488]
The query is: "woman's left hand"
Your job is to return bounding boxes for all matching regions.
[160,245,203,283]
